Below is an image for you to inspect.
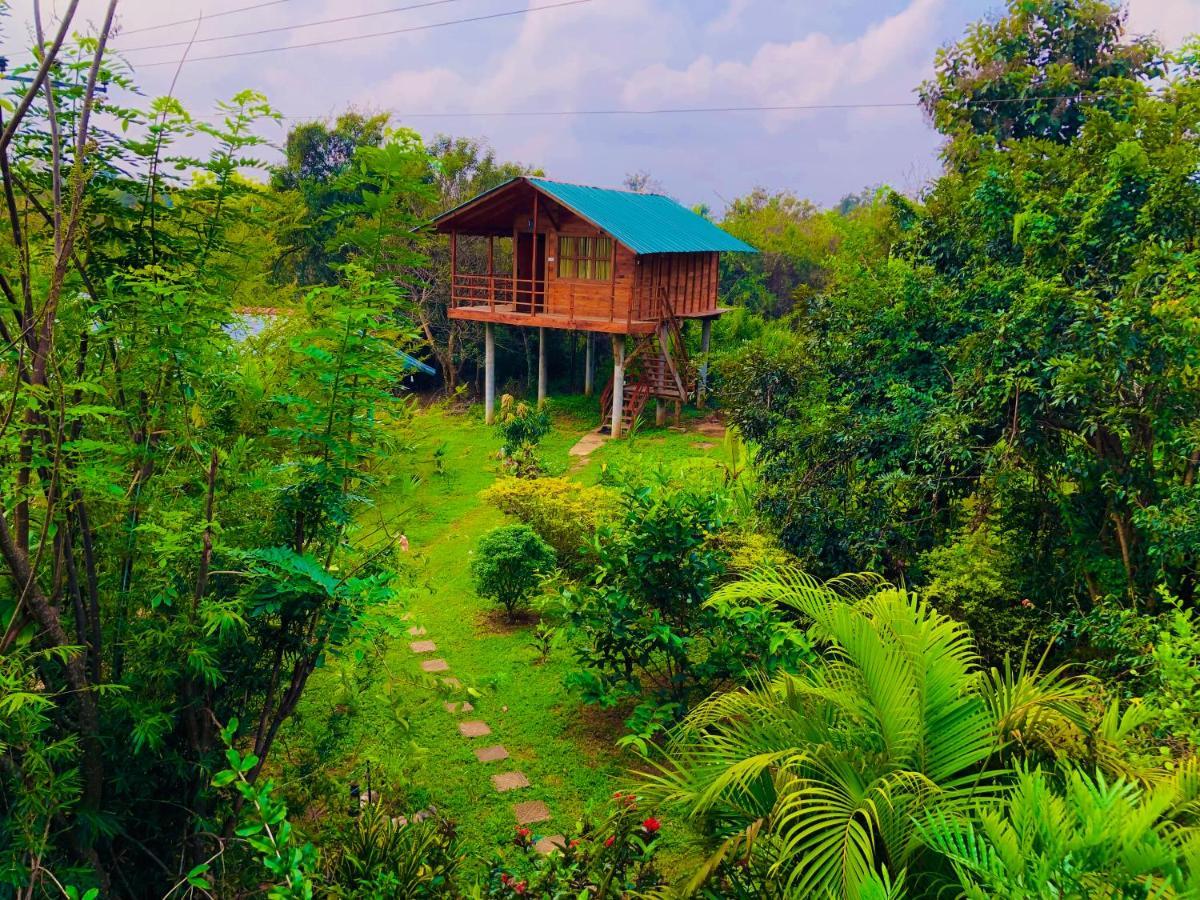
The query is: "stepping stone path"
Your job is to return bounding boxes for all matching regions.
[459,720,491,738]
[491,771,530,792]
[513,800,552,825]
[534,835,566,855]
[407,614,563,853]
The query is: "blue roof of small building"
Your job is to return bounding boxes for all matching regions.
[433,176,757,256]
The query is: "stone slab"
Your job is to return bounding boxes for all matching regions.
[421,658,449,673]
[513,800,552,825]
[474,745,509,763]
[459,720,491,738]
[407,626,427,636]
[409,640,437,653]
[491,771,530,792]
[568,431,608,457]
[441,677,461,689]
[444,701,474,714]
[535,834,566,855]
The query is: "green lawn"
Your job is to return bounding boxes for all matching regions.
[280,391,727,876]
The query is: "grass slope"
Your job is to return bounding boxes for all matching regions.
[282,393,725,875]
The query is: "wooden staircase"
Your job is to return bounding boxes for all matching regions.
[599,291,695,435]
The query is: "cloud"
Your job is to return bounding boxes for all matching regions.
[706,0,754,35]
[1125,0,1200,49]
[7,0,998,206]
[622,0,945,131]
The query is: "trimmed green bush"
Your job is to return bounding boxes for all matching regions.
[480,477,617,564]
[471,525,556,620]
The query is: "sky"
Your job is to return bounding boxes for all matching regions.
[4,0,1199,210]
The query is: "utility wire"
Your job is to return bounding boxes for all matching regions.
[120,0,299,36]
[118,0,477,53]
[135,0,594,67]
[262,94,1117,121]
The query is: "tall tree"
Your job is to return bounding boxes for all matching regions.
[272,112,389,285]
[919,0,1162,156]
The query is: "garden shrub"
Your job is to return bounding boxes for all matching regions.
[562,480,812,744]
[919,512,1049,664]
[471,525,557,620]
[495,394,551,477]
[482,792,666,897]
[1147,597,1200,753]
[324,806,461,898]
[480,476,618,564]
[706,528,795,574]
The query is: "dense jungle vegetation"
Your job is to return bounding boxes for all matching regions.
[3,0,1200,897]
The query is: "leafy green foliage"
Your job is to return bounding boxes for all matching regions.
[471,525,557,619]
[480,476,618,565]
[1146,599,1200,752]
[0,31,430,892]
[641,567,1109,897]
[482,794,666,898]
[919,763,1200,898]
[324,806,461,898]
[722,38,1200,626]
[204,717,318,898]
[919,0,1163,153]
[561,480,812,744]
[495,394,552,477]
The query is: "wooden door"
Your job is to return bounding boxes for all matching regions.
[515,232,546,313]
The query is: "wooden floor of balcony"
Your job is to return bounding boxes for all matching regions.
[448,302,660,335]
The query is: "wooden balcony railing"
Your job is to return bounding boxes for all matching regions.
[450,273,545,314]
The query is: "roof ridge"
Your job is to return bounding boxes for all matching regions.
[527,175,671,199]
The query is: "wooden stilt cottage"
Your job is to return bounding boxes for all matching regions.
[431,176,755,436]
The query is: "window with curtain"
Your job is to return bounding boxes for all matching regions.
[558,235,613,280]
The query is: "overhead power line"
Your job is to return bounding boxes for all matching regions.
[264,94,1111,121]
[118,0,477,53]
[119,0,299,36]
[136,0,594,67]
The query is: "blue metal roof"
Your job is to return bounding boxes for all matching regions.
[433,177,757,256]
[398,350,436,376]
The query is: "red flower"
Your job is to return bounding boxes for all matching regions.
[570,839,581,848]
[642,816,661,834]
[604,835,616,847]
[1020,598,1034,608]
[515,881,528,895]
[516,826,532,839]
[500,873,512,886]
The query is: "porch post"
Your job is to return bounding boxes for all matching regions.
[485,322,496,425]
[537,326,547,408]
[698,318,713,408]
[584,332,594,397]
[611,335,625,438]
[656,398,666,427]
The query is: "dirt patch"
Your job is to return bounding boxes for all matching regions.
[695,415,726,438]
[691,441,715,450]
[477,607,541,633]
[566,701,633,758]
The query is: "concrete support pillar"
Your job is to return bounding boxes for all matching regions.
[484,322,496,425]
[656,398,666,427]
[584,332,595,397]
[611,335,625,438]
[537,327,547,408]
[698,318,713,408]
[673,400,682,426]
